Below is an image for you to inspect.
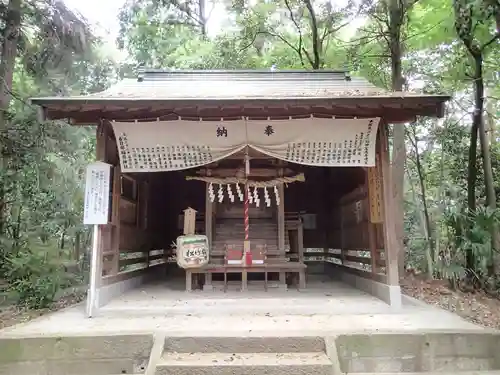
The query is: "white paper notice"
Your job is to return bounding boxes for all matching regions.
[83,162,112,225]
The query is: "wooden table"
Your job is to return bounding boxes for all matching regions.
[185,263,307,292]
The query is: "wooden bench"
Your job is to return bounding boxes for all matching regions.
[185,263,307,292]
[185,241,307,292]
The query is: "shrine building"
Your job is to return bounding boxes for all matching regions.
[31,69,449,312]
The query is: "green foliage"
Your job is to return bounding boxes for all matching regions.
[4,249,65,309]
[440,206,500,291]
[0,0,495,311]
[0,0,118,311]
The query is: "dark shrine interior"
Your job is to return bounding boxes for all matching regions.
[121,148,367,284]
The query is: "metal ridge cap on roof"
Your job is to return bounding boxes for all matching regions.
[31,93,451,104]
[137,69,353,82]
[138,68,349,74]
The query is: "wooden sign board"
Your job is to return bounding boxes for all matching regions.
[367,154,383,223]
[183,207,197,235]
[176,235,209,269]
[83,162,112,225]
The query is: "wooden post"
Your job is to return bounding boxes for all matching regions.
[298,221,304,263]
[183,207,197,235]
[205,181,213,246]
[278,184,285,251]
[86,224,103,317]
[278,183,286,289]
[379,123,400,286]
[110,165,121,275]
[277,169,286,288]
[323,169,330,268]
[86,123,108,317]
[340,205,346,265]
[365,167,379,274]
[368,223,378,274]
[204,174,213,290]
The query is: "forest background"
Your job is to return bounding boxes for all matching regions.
[0,0,498,327]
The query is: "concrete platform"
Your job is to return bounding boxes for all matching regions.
[3,333,500,375]
[1,277,499,375]
[0,279,486,337]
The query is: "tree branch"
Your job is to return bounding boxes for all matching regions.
[303,0,320,69]
[283,0,306,68]
[481,32,500,52]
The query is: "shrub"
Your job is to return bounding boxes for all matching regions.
[4,250,64,309]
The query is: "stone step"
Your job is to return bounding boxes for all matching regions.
[163,336,325,353]
[155,352,333,375]
[359,373,500,375]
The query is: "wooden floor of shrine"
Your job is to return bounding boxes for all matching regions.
[0,274,482,338]
[97,275,391,317]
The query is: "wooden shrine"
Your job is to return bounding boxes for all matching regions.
[31,69,449,305]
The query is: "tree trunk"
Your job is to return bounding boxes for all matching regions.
[388,0,406,276]
[486,90,496,145]
[0,0,22,235]
[474,56,496,211]
[433,128,448,269]
[473,54,498,275]
[413,135,435,277]
[405,166,433,275]
[75,231,81,262]
[304,0,321,69]
[198,0,206,37]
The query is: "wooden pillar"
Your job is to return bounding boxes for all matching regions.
[298,221,304,263]
[368,223,378,274]
[277,169,286,288]
[110,165,121,275]
[278,184,285,251]
[87,123,107,316]
[204,170,213,290]
[205,170,213,246]
[323,169,330,267]
[340,205,345,265]
[95,123,107,282]
[365,167,379,275]
[379,123,400,286]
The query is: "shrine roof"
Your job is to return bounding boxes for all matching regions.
[31,69,450,125]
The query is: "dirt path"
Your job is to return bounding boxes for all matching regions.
[401,276,500,329]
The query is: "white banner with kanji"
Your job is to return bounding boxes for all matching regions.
[111,117,379,172]
[249,117,379,167]
[83,162,111,224]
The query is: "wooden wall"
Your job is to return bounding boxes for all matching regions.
[97,123,169,287]
[97,121,393,286]
[324,132,389,283]
[148,171,205,250]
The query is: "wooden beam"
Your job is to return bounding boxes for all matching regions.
[45,95,449,125]
[196,167,295,178]
[379,122,400,285]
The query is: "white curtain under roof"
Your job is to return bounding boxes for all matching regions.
[111,117,380,173]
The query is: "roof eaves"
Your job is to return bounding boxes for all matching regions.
[137,68,350,75]
[31,94,451,105]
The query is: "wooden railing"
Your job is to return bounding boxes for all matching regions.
[101,248,167,286]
